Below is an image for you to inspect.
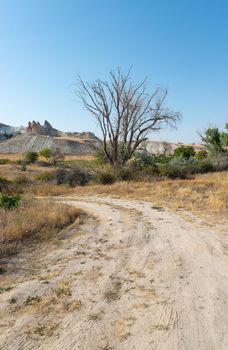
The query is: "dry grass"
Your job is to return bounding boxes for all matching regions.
[0,153,24,161]
[29,183,73,196]
[0,163,55,181]
[0,198,82,258]
[1,155,227,223]
[64,154,96,161]
[0,153,96,163]
[71,171,228,221]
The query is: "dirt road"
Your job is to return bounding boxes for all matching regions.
[1,196,228,349]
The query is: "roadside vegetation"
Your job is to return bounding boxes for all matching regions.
[0,196,82,259]
[0,123,227,259]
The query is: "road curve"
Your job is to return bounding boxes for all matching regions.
[1,196,228,350]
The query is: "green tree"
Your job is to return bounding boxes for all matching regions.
[221,123,228,147]
[200,127,223,153]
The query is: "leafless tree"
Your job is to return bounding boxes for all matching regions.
[161,141,172,156]
[77,68,181,165]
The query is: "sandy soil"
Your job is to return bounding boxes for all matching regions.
[0,196,228,350]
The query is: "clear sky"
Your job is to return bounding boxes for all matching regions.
[0,0,227,143]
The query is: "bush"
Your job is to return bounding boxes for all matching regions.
[96,170,116,184]
[12,176,30,186]
[135,152,156,167]
[211,152,228,171]
[192,159,214,173]
[173,146,196,160]
[39,148,53,159]
[25,151,39,163]
[116,166,135,181]
[55,167,91,186]
[0,177,11,193]
[36,160,50,167]
[196,149,208,160]
[125,157,142,170]
[20,161,27,171]
[142,164,159,176]
[0,158,11,165]
[95,146,108,165]
[158,162,190,179]
[0,194,21,209]
[158,157,215,179]
[35,172,54,182]
[14,159,28,165]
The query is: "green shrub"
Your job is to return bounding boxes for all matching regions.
[192,159,214,173]
[135,152,156,167]
[158,163,190,179]
[95,146,107,165]
[195,149,208,160]
[55,167,91,186]
[142,164,159,176]
[0,158,11,165]
[0,177,10,193]
[39,148,53,159]
[211,152,228,171]
[116,167,135,181]
[96,170,116,184]
[0,194,21,209]
[25,151,39,163]
[158,157,215,179]
[173,146,196,160]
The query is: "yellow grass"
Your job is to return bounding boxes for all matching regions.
[0,163,55,181]
[0,198,82,258]
[1,154,227,224]
[0,153,24,161]
[0,153,96,161]
[64,154,96,161]
[71,171,228,220]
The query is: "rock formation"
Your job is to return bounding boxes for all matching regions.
[26,120,59,136]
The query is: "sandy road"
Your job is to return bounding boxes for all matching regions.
[0,196,228,350]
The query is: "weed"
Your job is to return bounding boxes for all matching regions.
[88,309,104,321]
[104,281,122,302]
[35,172,54,182]
[0,158,11,164]
[54,281,72,297]
[0,194,21,208]
[0,286,13,294]
[31,322,58,337]
[151,206,164,211]
[23,295,42,305]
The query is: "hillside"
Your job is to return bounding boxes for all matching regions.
[0,120,202,155]
[0,134,100,154]
[0,120,101,154]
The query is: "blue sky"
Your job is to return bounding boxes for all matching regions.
[0,0,227,142]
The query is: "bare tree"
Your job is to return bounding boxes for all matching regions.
[77,68,181,165]
[161,141,172,156]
